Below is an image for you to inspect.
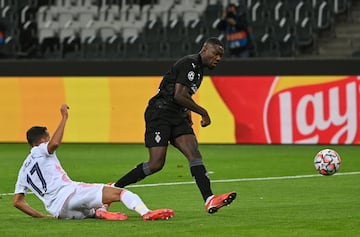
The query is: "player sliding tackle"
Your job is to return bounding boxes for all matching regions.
[13,104,174,221]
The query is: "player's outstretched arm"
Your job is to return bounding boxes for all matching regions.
[13,193,53,218]
[48,104,69,154]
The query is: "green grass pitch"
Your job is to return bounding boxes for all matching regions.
[1,143,359,237]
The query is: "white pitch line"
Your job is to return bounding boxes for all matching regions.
[127,171,360,188]
[1,171,360,196]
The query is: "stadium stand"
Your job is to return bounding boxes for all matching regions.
[165,17,187,58]
[0,0,357,59]
[123,32,146,58]
[80,27,103,58]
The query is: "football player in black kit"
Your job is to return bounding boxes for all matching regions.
[113,37,236,214]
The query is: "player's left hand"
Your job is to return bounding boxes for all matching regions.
[201,114,211,127]
[60,104,69,119]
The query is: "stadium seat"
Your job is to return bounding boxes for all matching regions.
[82,0,99,7]
[173,40,192,58]
[0,35,18,58]
[327,0,352,22]
[251,20,271,44]
[165,17,186,38]
[182,0,208,13]
[122,26,140,43]
[143,18,165,43]
[98,25,125,58]
[59,27,81,59]
[328,0,350,15]
[19,20,38,57]
[183,10,201,28]
[248,0,268,24]
[40,36,61,59]
[186,18,206,43]
[38,27,56,42]
[145,0,174,27]
[165,17,187,48]
[254,35,280,57]
[169,0,206,26]
[168,3,184,23]
[312,0,334,33]
[272,17,295,57]
[80,27,104,59]
[294,16,317,54]
[0,0,17,9]
[188,33,205,52]
[94,9,119,31]
[37,5,59,31]
[99,26,117,42]
[141,17,168,58]
[286,0,312,24]
[123,34,146,59]
[78,11,97,29]
[19,1,38,24]
[1,4,18,26]
[202,2,222,36]
[103,34,124,59]
[121,2,141,22]
[57,12,75,28]
[266,0,290,23]
[146,40,170,59]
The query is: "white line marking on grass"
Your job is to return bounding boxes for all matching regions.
[127,171,360,188]
[1,171,360,196]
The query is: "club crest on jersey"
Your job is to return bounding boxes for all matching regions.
[187,71,195,81]
[155,132,161,143]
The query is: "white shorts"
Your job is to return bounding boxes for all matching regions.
[58,182,104,219]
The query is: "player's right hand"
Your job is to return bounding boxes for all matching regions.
[201,114,211,127]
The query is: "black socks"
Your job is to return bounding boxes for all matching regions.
[114,163,148,188]
[190,159,213,202]
[114,159,213,202]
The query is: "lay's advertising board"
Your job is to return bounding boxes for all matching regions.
[0,76,358,144]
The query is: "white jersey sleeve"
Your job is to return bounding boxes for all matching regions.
[14,142,77,217]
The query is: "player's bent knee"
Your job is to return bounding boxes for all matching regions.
[150,164,163,173]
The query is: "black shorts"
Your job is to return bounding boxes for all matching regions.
[144,105,194,147]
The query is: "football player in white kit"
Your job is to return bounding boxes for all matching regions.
[13,104,174,221]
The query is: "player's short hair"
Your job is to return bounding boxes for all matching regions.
[204,37,224,49]
[26,126,48,145]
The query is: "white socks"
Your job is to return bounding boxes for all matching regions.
[120,190,150,216]
[205,195,215,205]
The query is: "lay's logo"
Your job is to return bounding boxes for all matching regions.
[265,76,360,144]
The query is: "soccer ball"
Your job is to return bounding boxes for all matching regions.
[314,149,341,176]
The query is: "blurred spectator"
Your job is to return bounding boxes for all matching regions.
[217,3,253,58]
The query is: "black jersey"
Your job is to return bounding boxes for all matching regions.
[148,54,204,112]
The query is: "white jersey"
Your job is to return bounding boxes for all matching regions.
[14,142,77,217]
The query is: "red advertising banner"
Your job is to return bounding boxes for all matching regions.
[211,76,360,144]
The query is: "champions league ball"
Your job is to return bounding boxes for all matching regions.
[314,149,341,176]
